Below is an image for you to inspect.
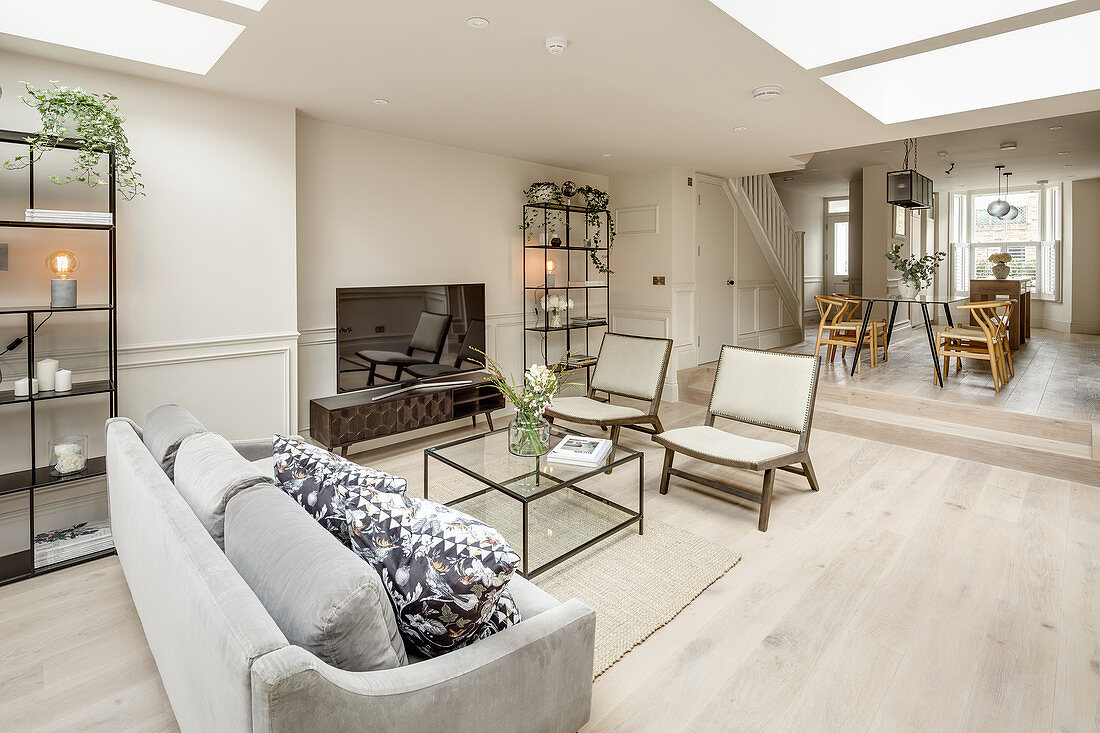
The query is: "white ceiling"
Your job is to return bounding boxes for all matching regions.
[1,0,1098,179]
[772,110,1100,197]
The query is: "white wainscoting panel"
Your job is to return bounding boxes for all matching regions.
[614,205,659,236]
[736,280,803,350]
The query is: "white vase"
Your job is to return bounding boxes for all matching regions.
[897,280,920,299]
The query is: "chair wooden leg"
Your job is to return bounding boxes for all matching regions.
[813,322,826,358]
[758,469,775,532]
[659,449,674,495]
[987,344,1001,392]
[802,458,820,492]
[605,425,622,474]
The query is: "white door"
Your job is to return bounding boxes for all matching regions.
[695,179,738,364]
[825,216,850,296]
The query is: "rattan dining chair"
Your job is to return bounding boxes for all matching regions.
[654,346,822,532]
[936,300,1014,391]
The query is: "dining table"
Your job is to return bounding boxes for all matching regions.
[845,293,968,387]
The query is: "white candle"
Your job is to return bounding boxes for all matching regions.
[37,358,59,391]
[31,378,39,394]
[14,378,29,397]
[54,369,72,392]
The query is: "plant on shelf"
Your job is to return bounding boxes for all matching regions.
[987,252,1013,279]
[539,293,574,329]
[520,181,616,274]
[3,81,144,201]
[885,242,946,298]
[474,350,575,457]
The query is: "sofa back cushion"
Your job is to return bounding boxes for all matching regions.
[143,404,206,479]
[225,485,407,671]
[175,432,271,548]
[273,435,406,544]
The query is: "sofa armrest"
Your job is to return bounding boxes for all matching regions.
[231,438,274,462]
[250,599,595,733]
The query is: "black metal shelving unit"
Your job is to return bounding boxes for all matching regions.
[522,202,611,389]
[0,129,118,585]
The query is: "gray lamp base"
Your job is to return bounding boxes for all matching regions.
[51,279,77,309]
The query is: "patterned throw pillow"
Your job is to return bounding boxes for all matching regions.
[272,435,406,543]
[345,490,522,658]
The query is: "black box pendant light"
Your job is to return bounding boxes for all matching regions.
[887,168,933,210]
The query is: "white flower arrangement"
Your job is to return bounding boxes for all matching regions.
[539,293,574,314]
[987,252,1013,265]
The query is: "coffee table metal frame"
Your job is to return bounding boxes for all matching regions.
[424,425,643,578]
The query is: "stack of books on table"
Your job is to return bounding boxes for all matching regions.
[558,353,597,369]
[547,434,614,467]
[567,280,606,287]
[570,316,607,326]
[25,209,114,225]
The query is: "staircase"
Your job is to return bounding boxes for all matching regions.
[728,174,805,330]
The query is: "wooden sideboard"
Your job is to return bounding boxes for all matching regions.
[310,372,505,456]
[969,279,1031,350]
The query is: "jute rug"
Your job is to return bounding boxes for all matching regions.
[430,461,741,677]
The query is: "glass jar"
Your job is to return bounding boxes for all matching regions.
[50,434,88,476]
[508,413,551,457]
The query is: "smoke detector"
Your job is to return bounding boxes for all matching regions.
[752,85,781,101]
[545,36,568,55]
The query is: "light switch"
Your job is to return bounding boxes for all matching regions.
[652,275,666,285]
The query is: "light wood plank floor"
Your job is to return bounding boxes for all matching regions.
[1,399,1097,732]
[764,325,1100,423]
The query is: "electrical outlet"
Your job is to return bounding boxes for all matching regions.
[652,276,666,285]
[0,243,7,271]
[375,325,385,333]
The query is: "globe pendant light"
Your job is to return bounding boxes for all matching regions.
[1002,171,1019,220]
[987,165,1010,218]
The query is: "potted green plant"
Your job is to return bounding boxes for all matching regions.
[520,181,616,273]
[885,242,946,298]
[2,81,144,201]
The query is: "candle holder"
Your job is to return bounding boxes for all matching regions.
[49,434,88,477]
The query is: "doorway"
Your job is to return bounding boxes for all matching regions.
[824,197,850,297]
[695,177,738,364]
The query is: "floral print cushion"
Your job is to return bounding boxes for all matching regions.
[272,435,406,543]
[345,489,522,658]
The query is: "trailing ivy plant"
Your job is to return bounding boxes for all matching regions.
[519,181,616,273]
[3,81,144,201]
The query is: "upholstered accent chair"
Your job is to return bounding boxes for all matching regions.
[544,333,673,444]
[654,346,821,532]
[356,310,453,385]
[405,318,486,379]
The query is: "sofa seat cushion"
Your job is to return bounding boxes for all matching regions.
[252,455,277,477]
[345,490,522,658]
[143,404,206,479]
[225,485,407,671]
[174,432,270,548]
[273,435,406,544]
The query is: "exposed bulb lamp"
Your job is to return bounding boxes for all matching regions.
[46,250,79,308]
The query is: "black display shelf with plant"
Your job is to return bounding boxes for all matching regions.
[521,184,612,390]
[0,126,120,585]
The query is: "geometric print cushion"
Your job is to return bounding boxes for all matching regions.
[272,435,406,544]
[345,489,521,658]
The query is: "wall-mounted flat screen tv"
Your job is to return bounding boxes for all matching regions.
[336,284,486,392]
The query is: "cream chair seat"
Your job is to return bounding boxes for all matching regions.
[654,346,822,532]
[545,332,674,444]
[654,426,796,465]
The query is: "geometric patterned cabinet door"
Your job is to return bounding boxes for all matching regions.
[310,373,505,456]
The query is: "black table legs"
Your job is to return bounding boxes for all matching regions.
[920,302,944,387]
[885,301,900,349]
[849,300,875,377]
[943,302,954,328]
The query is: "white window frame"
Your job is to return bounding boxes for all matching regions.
[948,184,1061,302]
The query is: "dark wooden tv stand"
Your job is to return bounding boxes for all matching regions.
[309,372,505,456]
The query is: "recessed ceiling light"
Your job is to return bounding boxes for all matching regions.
[881,149,892,153]
[783,176,796,181]
[1000,142,1018,151]
[732,125,748,131]
[1064,163,1073,167]
[706,0,1070,69]
[372,98,390,105]
[1058,151,1070,155]
[937,151,949,157]
[1049,125,1063,130]
[821,11,1100,124]
[466,16,490,29]
[809,168,819,172]
[601,153,613,158]
[0,0,245,74]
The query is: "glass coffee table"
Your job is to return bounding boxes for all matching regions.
[424,425,643,577]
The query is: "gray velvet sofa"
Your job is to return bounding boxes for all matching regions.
[105,408,596,733]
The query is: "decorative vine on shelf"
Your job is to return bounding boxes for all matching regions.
[2,81,144,201]
[519,181,615,273]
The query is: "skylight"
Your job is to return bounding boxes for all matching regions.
[0,0,245,75]
[821,11,1100,124]
[220,0,269,9]
[707,0,1072,68]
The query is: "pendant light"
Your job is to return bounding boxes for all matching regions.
[1002,171,1019,220]
[987,165,1010,218]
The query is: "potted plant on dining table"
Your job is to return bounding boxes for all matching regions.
[886,242,946,299]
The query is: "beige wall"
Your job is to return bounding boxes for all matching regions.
[294,117,608,430]
[1069,178,1100,334]
[0,50,298,546]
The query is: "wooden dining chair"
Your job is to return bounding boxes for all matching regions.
[812,295,886,374]
[936,300,1014,391]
